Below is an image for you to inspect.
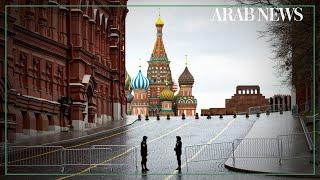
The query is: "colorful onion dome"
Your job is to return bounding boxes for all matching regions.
[125,70,131,90]
[126,92,134,103]
[130,70,150,89]
[159,87,174,101]
[155,15,164,26]
[178,67,194,86]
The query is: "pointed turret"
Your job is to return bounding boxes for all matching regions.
[146,11,173,116]
[178,55,194,86]
[150,12,168,62]
[176,55,197,116]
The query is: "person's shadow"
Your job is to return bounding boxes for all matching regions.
[141,173,148,179]
[140,171,148,179]
[140,171,182,180]
[177,170,182,179]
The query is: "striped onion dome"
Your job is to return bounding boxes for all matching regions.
[125,70,131,90]
[130,70,150,90]
[159,87,174,101]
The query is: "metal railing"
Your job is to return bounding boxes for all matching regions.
[278,132,318,156]
[185,142,235,172]
[248,105,270,114]
[1,134,315,173]
[185,142,233,162]
[7,146,64,167]
[298,116,313,151]
[292,103,317,151]
[0,146,65,173]
[248,104,289,115]
[185,135,313,171]
[62,148,92,172]
[304,113,319,125]
[233,138,280,158]
[90,145,138,172]
[1,145,138,174]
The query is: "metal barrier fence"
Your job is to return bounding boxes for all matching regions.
[248,104,289,114]
[1,134,314,173]
[1,145,138,173]
[63,148,92,172]
[185,142,234,172]
[233,138,279,158]
[7,146,63,167]
[89,146,112,167]
[278,132,317,161]
[248,105,271,114]
[185,136,313,171]
[91,145,138,172]
[304,113,319,125]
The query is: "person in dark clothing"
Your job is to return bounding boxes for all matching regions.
[141,136,149,172]
[174,136,182,171]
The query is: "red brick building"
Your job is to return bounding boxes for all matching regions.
[201,85,269,115]
[0,0,128,142]
[269,95,291,112]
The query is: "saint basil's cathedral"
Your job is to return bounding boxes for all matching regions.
[125,14,197,117]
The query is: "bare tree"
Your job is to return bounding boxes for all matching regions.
[238,0,319,113]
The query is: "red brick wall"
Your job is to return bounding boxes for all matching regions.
[0,0,128,141]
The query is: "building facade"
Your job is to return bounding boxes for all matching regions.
[225,85,269,114]
[176,65,197,116]
[0,0,128,142]
[127,14,197,117]
[201,85,269,115]
[147,14,173,116]
[269,95,291,112]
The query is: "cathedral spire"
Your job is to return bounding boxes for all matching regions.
[150,11,168,61]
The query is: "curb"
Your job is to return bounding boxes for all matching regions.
[224,163,320,178]
[45,119,138,146]
[224,163,267,174]
[8,119,138,147]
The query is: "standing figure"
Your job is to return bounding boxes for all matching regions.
[141,136,149,172]
[174,136,182,171]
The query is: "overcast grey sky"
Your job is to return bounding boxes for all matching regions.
[125,0,291,111]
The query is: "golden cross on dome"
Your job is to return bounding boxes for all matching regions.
[185,54,188,66]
